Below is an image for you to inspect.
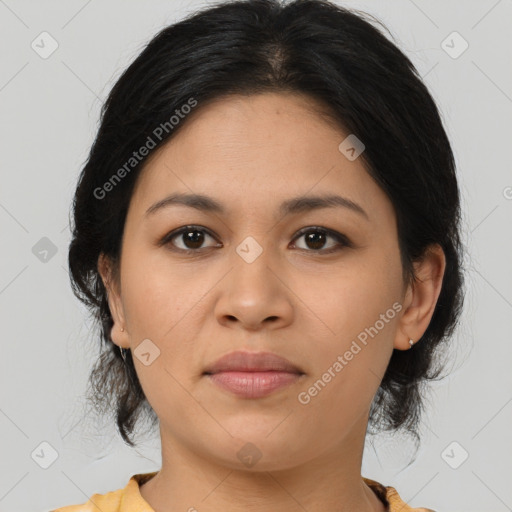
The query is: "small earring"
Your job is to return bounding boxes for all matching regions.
[120,327,125,332]
[409,338,414,349]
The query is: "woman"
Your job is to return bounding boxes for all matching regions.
[55,0,465,510]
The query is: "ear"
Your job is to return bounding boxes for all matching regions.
[394,243,446,350]
[97,253,130,349]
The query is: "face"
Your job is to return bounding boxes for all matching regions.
[101,92,415,471]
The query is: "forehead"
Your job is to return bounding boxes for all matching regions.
[128,92,394,225]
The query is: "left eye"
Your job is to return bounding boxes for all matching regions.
[161,226,351,253]
[291,227,352,253]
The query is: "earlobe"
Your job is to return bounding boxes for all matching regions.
[97,253,129,348]
[394,244,446,351]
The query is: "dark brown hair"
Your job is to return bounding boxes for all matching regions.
[67,0,465,452]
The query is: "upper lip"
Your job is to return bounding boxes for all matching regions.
[203,350,304,374]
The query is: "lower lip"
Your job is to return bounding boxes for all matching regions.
[205,371,303,398]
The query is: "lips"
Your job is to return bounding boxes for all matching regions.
[203,350,304,375]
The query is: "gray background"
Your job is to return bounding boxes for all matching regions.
[0,0,511,511]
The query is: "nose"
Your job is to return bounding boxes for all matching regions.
[214,249,294,332]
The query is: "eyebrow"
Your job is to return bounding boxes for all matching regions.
[145,192,369,221]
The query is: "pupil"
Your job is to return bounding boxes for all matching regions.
[184,230,204,249]
[306,231,325,250]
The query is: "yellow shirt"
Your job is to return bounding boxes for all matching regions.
[52,472,436,512]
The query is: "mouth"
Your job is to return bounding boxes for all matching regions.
[204,370,305,398]
[203,350,305,399]
[203,350,304,374]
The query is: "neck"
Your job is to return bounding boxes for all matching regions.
[139,418,386,512]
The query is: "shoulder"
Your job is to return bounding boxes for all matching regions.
[50,472,158,512]
[386,486,438,512]
[51,487,124,512]
[363,477,438,512]
[51,487,123,512]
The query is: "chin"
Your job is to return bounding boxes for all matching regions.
[200,429,314,473]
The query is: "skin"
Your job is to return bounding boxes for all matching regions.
[98,91,446,512]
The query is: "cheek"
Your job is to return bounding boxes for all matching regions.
[119,248,211,383]
[296,293,398,433]
[305,250,402,342]
[300,244,402,394]
[120,246,195,331]
[121,255,199,415]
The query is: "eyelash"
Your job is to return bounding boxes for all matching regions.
[160,225,353,255]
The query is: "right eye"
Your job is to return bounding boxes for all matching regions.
[160,225,221,253]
